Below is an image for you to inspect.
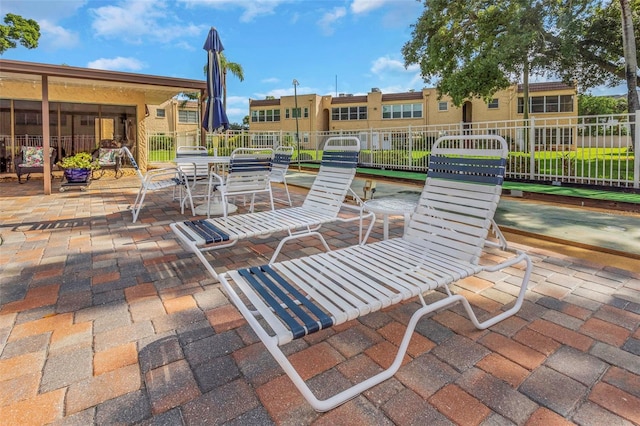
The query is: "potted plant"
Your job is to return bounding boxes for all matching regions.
[57,152,100,183]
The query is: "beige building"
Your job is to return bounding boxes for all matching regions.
[248,82,577,133]
[0,59,206,193]
[146,99,200,135]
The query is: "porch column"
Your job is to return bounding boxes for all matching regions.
[42,75,51,195]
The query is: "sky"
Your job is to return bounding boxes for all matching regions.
[1,0,628,124]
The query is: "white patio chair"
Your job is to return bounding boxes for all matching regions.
[170,136,375,278]
[206,147,274,218]
[121,146,195,223]
[269,145,294,206]
[175,145,210,190]
[209,135,532,412]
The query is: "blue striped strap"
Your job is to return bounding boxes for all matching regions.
[229,157,272,173]
[273,153,292,165]
[321,150,358,168]
[184,220,230,244]
[429,155,506,185]
[238,265,333,340]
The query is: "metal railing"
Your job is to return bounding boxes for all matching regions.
[4,112,636,189]
[148,112,639,189]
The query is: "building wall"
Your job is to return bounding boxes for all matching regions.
[146,99,201,136]
[249,83,577,133]
[2,80,149,168]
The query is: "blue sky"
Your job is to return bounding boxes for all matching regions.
[2,0,626,124]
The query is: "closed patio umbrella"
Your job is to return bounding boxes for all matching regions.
[198,27,235,216]
[202,27,229,134]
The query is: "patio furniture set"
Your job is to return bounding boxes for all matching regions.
[11,134,532,413]
[168,134,532,412]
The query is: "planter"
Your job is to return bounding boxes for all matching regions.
[63,168,91,183]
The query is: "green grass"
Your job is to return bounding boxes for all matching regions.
[148,147,636,182]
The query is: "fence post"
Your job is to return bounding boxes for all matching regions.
[408,125,412,169]
[529,117,536,181]
[634,110,639,189]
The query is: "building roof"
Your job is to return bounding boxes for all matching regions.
[381,92,424,101]
[0,59,206,104]
[249,99,281,107]
[332,95,367,104]
[517,81,575,93]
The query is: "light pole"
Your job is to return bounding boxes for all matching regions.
[292,79,300,171]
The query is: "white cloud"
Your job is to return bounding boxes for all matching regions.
[317,7,346,36]
[90,0,203,44]
[39,20,80,50]
[350,0,387,14]
[178,0,287,22]
[261,77,280,84]
[256,84,315,99]
[370,56,419,75]
[87,57,145,71]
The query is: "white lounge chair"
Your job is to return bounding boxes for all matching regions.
[122,146,195,223]
[269,145,294,206]
[170,136,374,279]
[212,135,533,412]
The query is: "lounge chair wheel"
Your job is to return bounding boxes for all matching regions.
[59,187,65,192]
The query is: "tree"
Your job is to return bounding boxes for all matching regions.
[220,52,244,111]
[201,53,244,111]
[402,1,639,114]
[620,0,639,113]
[551,0,639,113]
[578,94,628,115]
[0,13,40,54]
[402,0,558,119]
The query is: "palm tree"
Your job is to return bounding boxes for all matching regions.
[219,52,244,110]
[200,53,244,111]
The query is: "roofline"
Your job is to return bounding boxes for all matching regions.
[0,59,206,90]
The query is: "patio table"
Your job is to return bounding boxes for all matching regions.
[172,155,235,216]
[363,198,417,239]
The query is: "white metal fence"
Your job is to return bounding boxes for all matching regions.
[4,112,636,189]
[149,112,639,189]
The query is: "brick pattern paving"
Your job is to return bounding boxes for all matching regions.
[0,176,639,425]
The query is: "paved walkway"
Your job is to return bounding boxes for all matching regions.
[0,175,639,425]
[287,171,640,257]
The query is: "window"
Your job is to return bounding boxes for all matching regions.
[560,95,573,112]
[382,103,423,119]
[438,101,448,112]
[285,109,290,119]
[304,107,309,118]
[517,95,574,114]
[530,96,545,113]
[251,109,281,122]
[156,108,166,118]
[331,106,368,121]
[178,110,198,123]
[488,99,499,109]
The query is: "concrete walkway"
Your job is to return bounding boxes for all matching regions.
[0,175,639,425]
[286,171,640,257]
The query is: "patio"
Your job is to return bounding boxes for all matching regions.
[0,175,638,425]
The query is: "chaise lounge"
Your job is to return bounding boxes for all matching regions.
[195,135,532,411]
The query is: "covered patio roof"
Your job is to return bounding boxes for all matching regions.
[0,59,207,194]
[0,59,206,104]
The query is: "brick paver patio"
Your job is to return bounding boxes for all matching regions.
[0,174,638,425]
